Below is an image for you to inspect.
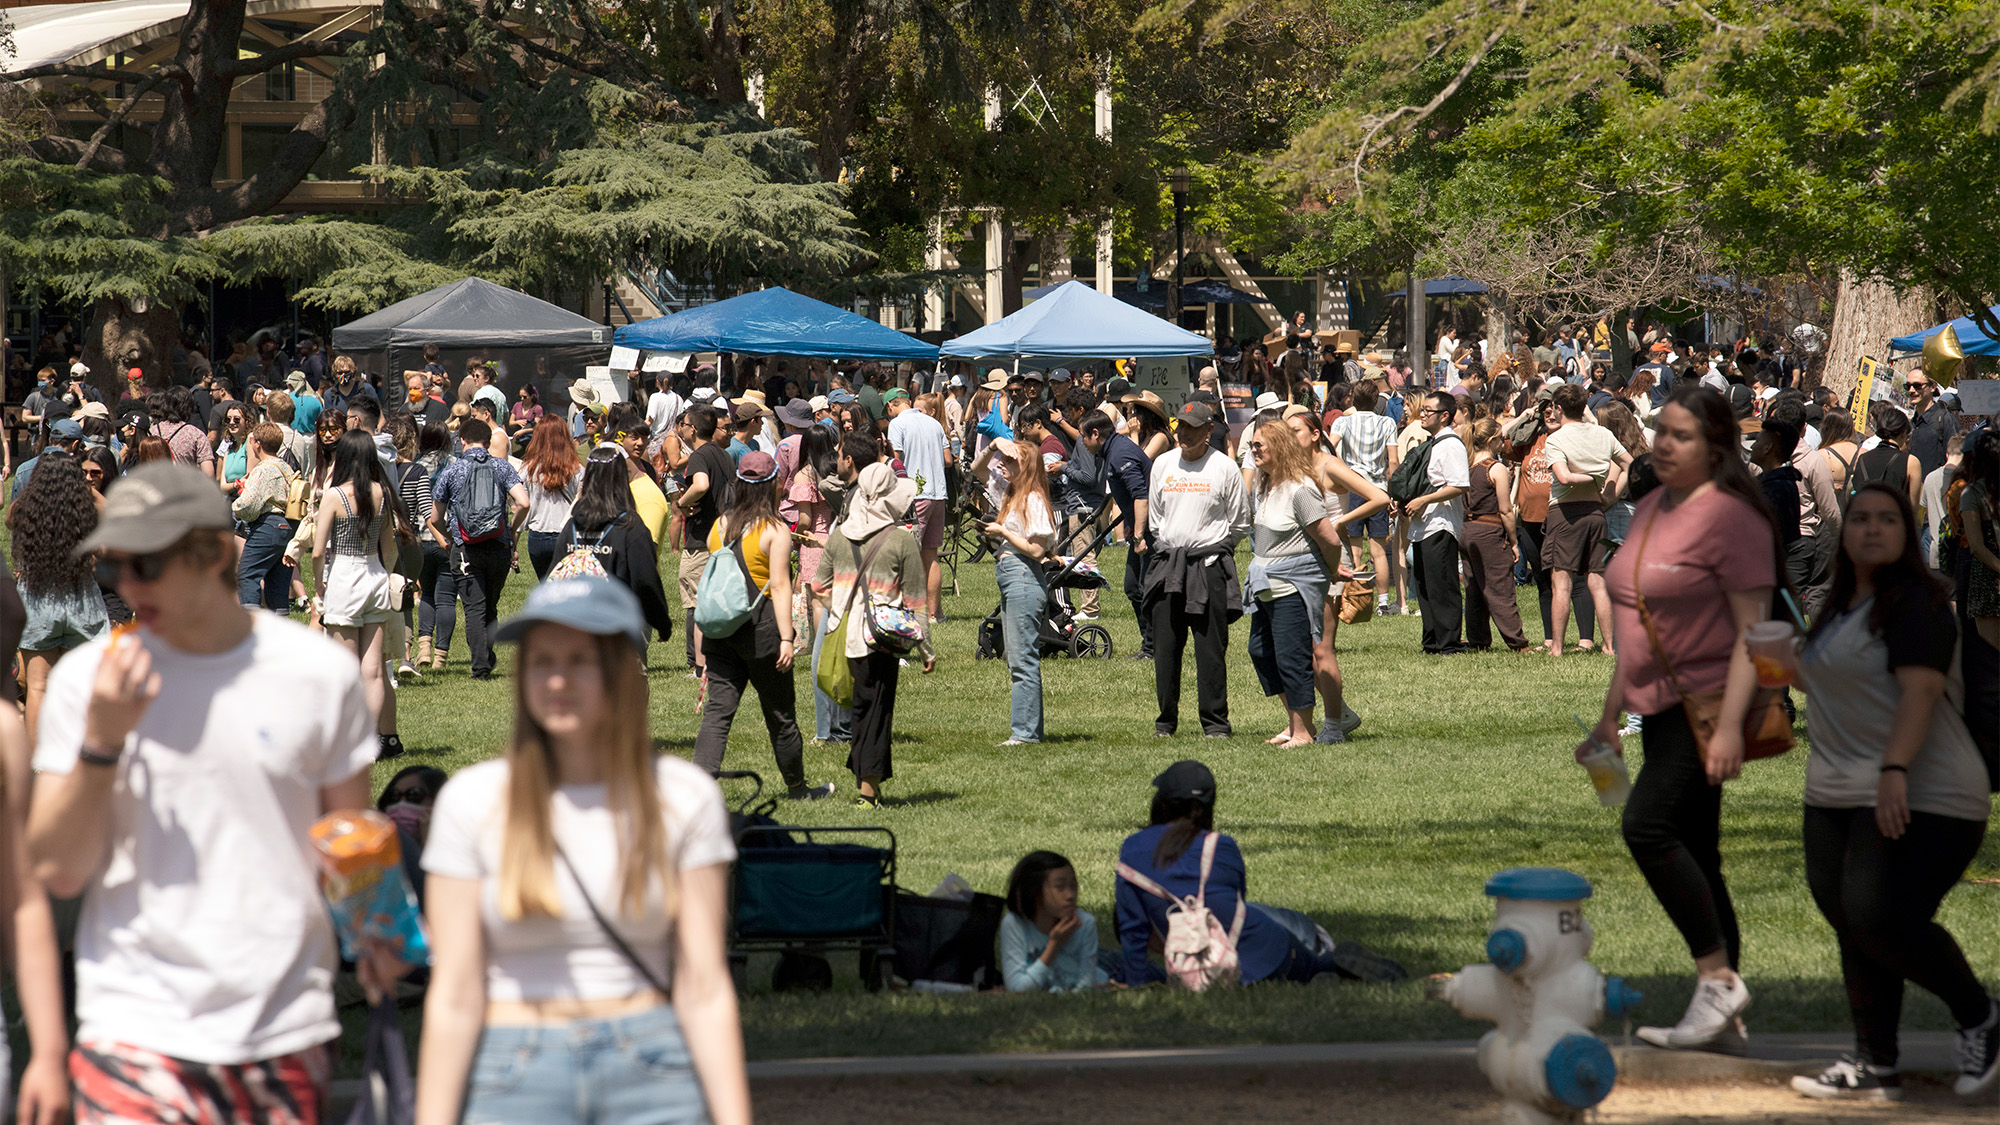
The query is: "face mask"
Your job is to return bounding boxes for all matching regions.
[409,386,424,403]
[384,802,429,836]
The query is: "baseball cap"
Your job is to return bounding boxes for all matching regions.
[1105,376,1131,397]
[77,401,111,421]
[827,388,857,404]
[75,463,233,557]
[883,388,910,403]
[494,577,647,652]
[1649,340,1672,354]
[736,451,779,483]
[1281,403,1314,422]
[50,418,84,441]
[1727,384,1754,418]
[118,410,148,432]
[809,395,829,412]
[69,362,89,379]
[948,374,966,388]
[1153,760,1216,803]
[1177,401,1216,427]
[1050,368,1072,383]
[1024,370,1046,383]
[126,367,144,382]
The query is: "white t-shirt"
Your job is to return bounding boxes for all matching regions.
[34,615,375,1065]
[646,389,686,437]
[1414,431,1470,542]
[887,409,950,501]
[1148,447,1251,552]
[422,756,736,1003]
[1543,422,1622,504]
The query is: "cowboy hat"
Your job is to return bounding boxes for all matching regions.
[1123,390,1170,425]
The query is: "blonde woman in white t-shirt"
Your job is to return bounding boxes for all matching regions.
[981,438,1057,745]
[415,578,748,1125]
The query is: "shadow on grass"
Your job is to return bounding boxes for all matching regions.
[887,790,960,807]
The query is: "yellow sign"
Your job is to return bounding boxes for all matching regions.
[1849,356,1884,419]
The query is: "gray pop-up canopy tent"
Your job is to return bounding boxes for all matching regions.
[332,277,614,406]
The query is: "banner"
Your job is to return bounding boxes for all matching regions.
[1848,356,1884,419]
[1221,382,1254,445]
[1126,356,1192,407]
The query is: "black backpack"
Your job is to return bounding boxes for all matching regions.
[450,456,508,543]
[1388,432,1461,507]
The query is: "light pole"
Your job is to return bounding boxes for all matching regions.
[1168,168,1189,323]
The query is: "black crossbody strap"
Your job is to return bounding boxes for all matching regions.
[554,844,672,997]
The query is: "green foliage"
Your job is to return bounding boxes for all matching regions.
[0,160,222,303]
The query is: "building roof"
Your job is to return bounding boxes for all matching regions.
[4,0,192,69]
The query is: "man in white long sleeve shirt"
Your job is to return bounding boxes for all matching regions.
[1144,401,1251,737]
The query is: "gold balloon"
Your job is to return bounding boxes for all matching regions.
[1923,323,1965,387]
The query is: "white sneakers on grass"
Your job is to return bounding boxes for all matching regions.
[1637,975,1750,1050]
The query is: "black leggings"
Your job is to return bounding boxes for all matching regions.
[1804,804,1989,1068]
[1621,706,1739,968]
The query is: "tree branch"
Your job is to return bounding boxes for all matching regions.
[1,63,144,83]
[74,70,177,169]
[218,39,350,79]
[1349,13,1515,194]
[28,135,130,173]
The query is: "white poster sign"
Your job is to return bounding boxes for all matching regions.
[584,366,629,404]
[1953,379,2000,416]
[607,345,641,370]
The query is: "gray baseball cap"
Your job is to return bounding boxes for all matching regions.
[76,463,234,556]
[495,577,647,651]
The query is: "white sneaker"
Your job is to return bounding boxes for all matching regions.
[1792,1056,1902,1101]
[1955,999,2000,1097]
[1073,611,1100,622]
[1339,703,1363,736]
[1620,713,1642,737]
[1636,975,1751,1049]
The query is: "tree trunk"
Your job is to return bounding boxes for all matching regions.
[1484,293,1509,368]
[1822,270,1929,404]
[81,296,182,399]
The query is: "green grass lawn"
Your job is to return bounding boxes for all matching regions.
[380,543,2000,1060]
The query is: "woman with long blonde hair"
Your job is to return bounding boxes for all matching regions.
[1245,420,1351,745]
[416,577,749,1125]
[1281,406,1390,742]
[982,437,1057,745]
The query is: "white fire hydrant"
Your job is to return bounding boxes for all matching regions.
[1434,868,1642,1125]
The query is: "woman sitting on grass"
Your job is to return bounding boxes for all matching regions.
[1001,851,1117,992]
[1114,761,1405,986]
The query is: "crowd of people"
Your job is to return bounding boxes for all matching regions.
[2,315,1998,1124]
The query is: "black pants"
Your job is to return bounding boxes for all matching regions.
[1803,804,1989,1068]
[1517,520,1594,643]
[1124,542,1153,654]
[1150,562,1230,736]
[1786,532,1835,619]
[1410,533,1464,653]
[450,539,512,676]
[694,603,805,792]
[846,650,901,784]
[1621,706,1739,967]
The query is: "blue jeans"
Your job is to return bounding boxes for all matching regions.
[462,1005,708,1125]
[811,608,851,742]
[528,529,564,580]
[236,513,293,611]
[996,552,1047,742]
[1246,590,1316,711]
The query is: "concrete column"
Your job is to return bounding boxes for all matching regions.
[1094,76,1113,294]
[985,213,1005,326]
[924,214,946,331]
[1406,270,1426,370]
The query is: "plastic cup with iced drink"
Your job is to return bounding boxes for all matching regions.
[1746,620,1800,688]
[1573,714,1631,806]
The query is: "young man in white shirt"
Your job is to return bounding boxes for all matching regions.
[645,371,687,446]
[1143,402,1251,736]
[885,390,950,620]
[29,464,382,1125]
[1395,391,1470,654]
[1328,379,1402,612]
[1541,383,1630,656]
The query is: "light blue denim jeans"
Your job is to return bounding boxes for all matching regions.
[461,1005,708,1125]
[996,552,1047,742]
[811,607,852,742]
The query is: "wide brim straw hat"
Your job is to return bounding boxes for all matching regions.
[569,380,598,407]
[841,461,919,540]
[1124,390,1170,424]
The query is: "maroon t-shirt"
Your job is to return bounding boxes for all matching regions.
[1606,486,1776,715]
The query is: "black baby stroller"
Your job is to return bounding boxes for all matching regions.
[975,517,1116,661]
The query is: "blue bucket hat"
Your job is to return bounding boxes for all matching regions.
[494,577,647,651]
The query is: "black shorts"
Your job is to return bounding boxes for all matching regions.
[1541,501,1606,576]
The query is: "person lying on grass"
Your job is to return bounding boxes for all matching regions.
[1000,850,1122,992]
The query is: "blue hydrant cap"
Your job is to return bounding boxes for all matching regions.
[1604,977,1643,1018]
[1485,928,1527,973]
[1485,867,1593,902]
[1545,1033,1617,1108]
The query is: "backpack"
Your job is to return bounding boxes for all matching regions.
[1850,445,1909,499]
[693,527,771,638]
[1115,832,1245,992]
[451,456,507,543]
[548,524,610,581]
[1387,432,1459,507]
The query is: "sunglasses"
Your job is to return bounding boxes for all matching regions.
[95,548,182,586]
[1249,441,1267,452]
[382,785,432,805]
[83,467,105,481]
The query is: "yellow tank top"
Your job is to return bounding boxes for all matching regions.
[706,517,780,589]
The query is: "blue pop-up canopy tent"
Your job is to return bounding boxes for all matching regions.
[613,287,939,361]
[941,280,1214,359]
[1891,307,2000,358]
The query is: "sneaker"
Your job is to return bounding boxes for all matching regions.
[1315,720,1348,744]
[1339,703,1363,736]
[1073,611,1100,622]
[786,783,837,801]
[1378,603,1400,617]
[998,738,1032,746]
[852,794,883,810]
[1620,713,1643,738]
[1702,1017,1750,1057]
[377,734,406,761]
[1955,999,2000,1097]
[1635,975,1751,1049]
[1128,650,1154,661]
[397,660,421,681]
[1793,1056,1902,1102]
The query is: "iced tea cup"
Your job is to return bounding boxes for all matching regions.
[1580,746,1632,806]
[1746,620,1800,688]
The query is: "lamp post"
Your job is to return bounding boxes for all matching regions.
[1167,167,1189,323]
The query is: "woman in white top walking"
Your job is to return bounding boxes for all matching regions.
[416,577,750,1125]
[982,438,1057,745]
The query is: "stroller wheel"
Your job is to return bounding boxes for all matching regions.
[1070,624,1113,659]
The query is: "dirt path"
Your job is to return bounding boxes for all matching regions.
[754,1067,1996,1123]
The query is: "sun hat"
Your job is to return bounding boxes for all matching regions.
[777,399,815,428]
[1253,391,1284,416]
[1153,760,1216,803]
[736,450,779,483]
[981,370,1009,391]
[1280,403,1314,422]
[1177,401,1216,428]
[76,463,233,557]
[569,380,598,408]
[841,461,919,539]
[1124,390,1170,425]
[494,576,647,651]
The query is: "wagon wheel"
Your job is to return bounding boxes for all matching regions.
[1069,624,1113,659]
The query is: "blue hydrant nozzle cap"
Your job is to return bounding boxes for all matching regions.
[1604,977,1643,1018]
[1485,928,1528,974]
[1545,1033,1617,1109]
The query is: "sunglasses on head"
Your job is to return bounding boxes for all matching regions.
[95,548,182,586]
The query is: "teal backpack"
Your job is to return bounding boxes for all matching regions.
[693,532,771,638]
